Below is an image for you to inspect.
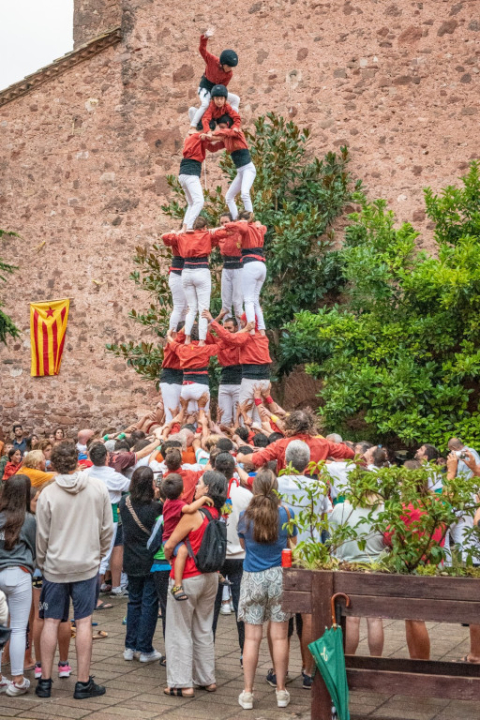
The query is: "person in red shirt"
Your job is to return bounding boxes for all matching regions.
[163,218,229,343]
[215,314,242,426]
[209,115,257,220]
[201,85,241,136]
[177,132,223,232]
[205,310,272,424]
[217,212,243,321]
[189,29,239,133]
[226,212,267,332]
[162,234,187,333]
[235,409,356,472]
[160,329,185,422]
[166,324,220,413]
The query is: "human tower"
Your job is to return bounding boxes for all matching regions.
[161,30,272,427]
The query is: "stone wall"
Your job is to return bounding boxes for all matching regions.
[74,0,122,47]
[1,0,478,435]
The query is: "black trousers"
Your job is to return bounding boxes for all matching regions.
[212,558,244,653]
[153,569,170,639]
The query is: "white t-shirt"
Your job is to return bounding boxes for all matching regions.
[227,484,252,558]
[87,465,131,504]
[325,461,355,500]
[277,474,332,544]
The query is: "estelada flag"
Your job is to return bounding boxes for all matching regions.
[30,299,70,377]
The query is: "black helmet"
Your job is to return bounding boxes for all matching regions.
[211,84,228,99]
[220,49,238,67]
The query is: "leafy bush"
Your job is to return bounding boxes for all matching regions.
[107,114,358,383]
[281,162,480,448]
[282,461,480,575]
[0,229,19,345]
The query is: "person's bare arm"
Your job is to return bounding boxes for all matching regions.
[135,437,162,460]
[235,463,250,487]
[182,496,213,514]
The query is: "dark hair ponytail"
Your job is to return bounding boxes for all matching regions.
[244,469,280,544]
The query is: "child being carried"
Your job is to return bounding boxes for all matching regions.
[161,473,213,601]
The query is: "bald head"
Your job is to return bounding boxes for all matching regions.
[77,429,94,446]
[326,433,343,444]
[448,438,464,451]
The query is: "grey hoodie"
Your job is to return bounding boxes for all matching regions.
[36,469,114,583]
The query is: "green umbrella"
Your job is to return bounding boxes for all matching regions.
[308,592,351,720]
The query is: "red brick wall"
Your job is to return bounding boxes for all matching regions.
[1,0,478,435]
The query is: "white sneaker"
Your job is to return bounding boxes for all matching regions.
[276,689,290,708]
[139,649,163,663]
[0,678,11,694]
[111,587,128,597]
[220,600,232,615]
[6,678,30,696]
[123,648,140,661]
[238,690,254,709]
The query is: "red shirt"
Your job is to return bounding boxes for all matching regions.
[199,35,233,87]
[181,133,222,163]
[383,503,447,551]
[217,340,240,368]
[162,330,185,370]
[250,434,355,472]
[217,227,242,257]
[202,102,241,134]
[170,507,220,579]
[210,321,272,365]
[211,128,249,154]
[162,498,187,541]
[170,341,220,370]
[163,229,227,260]
[109,452,136,473]
[228,221,267,249]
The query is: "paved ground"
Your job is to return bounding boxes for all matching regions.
[0,596,479,720]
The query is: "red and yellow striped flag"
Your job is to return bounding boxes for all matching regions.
[30,299,70,377]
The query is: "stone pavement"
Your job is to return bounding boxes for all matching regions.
[0,596,479,720]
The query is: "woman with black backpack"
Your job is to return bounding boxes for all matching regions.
[119,467,163,665]
[163,471,227,698]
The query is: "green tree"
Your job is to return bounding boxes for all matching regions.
[107,114,358,385]
[0,229,19,345]
[282,161,480,448]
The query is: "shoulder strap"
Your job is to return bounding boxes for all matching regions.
[126,496,150,536]
[282,504,292,522]
[200,507,213,522]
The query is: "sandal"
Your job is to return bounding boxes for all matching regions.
[457,655,480,664]
[160,656,167,667]
[96,601,114,611]
[198,684,216,692]
[164,687,194,698]
[93,630,108,640]
[171,585,188,602]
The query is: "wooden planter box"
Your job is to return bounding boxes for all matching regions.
[283,568,480,720]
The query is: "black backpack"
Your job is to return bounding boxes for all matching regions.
[185,508,227,573]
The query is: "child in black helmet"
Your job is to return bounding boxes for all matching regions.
[188,28,240,134]
[200,85,241,135]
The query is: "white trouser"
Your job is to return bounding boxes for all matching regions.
[238,378,270,424]
[221,267,243,320]
[189,88,241,128]
[218,383,241,425]
[100,521,118,575]
[169,272,188,331]
[181,383,210,414]
[160,382,182,422]
[182,268,211,340]
[179,174,204,230]
[0,567,32,676]
[225,162,257,220]
[242,261,267,331]
[450,515,474,561]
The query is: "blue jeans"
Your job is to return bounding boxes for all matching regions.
[125,574,158,654]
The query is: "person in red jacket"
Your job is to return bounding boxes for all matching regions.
[189,29,239,132]
[218,212,243,321]
[178,132,223,231]
[235,409,356,472]
[160,328,185,423]
[216,314,242,426]
[162,234,187,332]
[209,115,257,220]
[201,85,241,135]
[166,324,220,413]
[162,218,230,343]
[226,212,267,332]
[204,310,271,424]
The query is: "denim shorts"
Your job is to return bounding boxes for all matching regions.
[39,575,99,622]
